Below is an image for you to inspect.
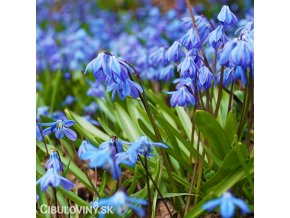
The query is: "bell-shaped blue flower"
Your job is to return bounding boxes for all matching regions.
[45,151,63,172]
[91,191,147,217]
[166,41,184,62]
[62,95,77,107]
[36,168,74,192]
[167,86,195,107]
[219,39,238,66]
[217,5,238,28]
[99,137,124,155]
[116,136,168,166]
[230,40,252,68]
[198,66,214,90]
[84,102,99,115]
[78,140,99,160]
[41,119,77,141]
[180,28,201,50]
[80,141,121,180]
[208,25,226,50]
[202,192,251,218]
[177,55,199,79]
[84,52,110,81]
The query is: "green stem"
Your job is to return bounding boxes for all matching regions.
[214,65,225,117]
[139,156,173,218]
[194,149,206,205]
[52,187,60,218]
[144,156,151,218]
[227,81,234,114]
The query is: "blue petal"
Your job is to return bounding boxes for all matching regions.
[202,198,222,211]
[62,127,77,141]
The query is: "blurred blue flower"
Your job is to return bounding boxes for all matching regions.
[36,122,43,141]
[159,65,174,81]
[91,191,147,217]
[166,41,184,62]
[217,5,238,28]
[87,81,105,98]
[83,115,100,126]
[37,106,49,119]
[62,95,77,106]
[84,102,99,115]
[78,140,99,160]
[116,136,167,166]
[148,47,167,67]
[202,192,251,218]
[41,119,77,141]
[45,151,63,172]
[167,86,195,107]
[36,168,74,192]
[51,111,67,121]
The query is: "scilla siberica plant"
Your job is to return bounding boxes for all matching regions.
[36,1,253,217]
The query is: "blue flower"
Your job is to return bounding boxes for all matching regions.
[99,137,124,155]
[207,25,226,50]
[159,65,174,81]
[217,5,238,28]
[51,111,67,121]
[180,28,201,50]
[230,39,252,68]
[84,52,110,81]
[37,106,49,119]
[36,122,43,141]
[177,55,199,79]
[83,115,100,126]
[87,81,105,98]
[84,102,99,115]
[166,41,184,62]
[167,86,195,107]
[106,79,143,101]
[41,119,77,141]
[219,39,238,66]
[78,140,99,160]
[36,168,74,192]
[45,151,63,172]
[116,136,168,166]
[62,95,77,106]
[148,47,167,67]
[80,141,121,180]
[198,66,214,90]
[91,191,147,217]
[202,192,251,218]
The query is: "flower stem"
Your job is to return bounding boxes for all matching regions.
[194,149,206,205]
[144,156,151,218]
[52,187,60,218]
[214,65,225,117]
[227,81,235,114]
[184,131,200,214]
[139,155,173,218]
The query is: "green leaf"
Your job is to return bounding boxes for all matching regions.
[224,111,238,144]
[175,106,192,140]
[65,109,109,143]
[115,103,140,141]
[195,110,231,160]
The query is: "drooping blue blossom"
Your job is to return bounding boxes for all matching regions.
[79,139,122,180]
[229,39,252,68]
[166,41,185,62]
[83,115,100,126]
[198,66,215,90]
[36,168,74,192]
[180,28,201,50]
[78,140,99,160]
[217,5,238,28]
[167,86,195,108]
[36,122,43,141]
[219,39,238,66]
[202,192,251,218]
[62,95,77,107]
[207,25,226,50]
[177,55,199,79]
[41,119,77,141]
[116,136,168,166]
[37,106,49,119]
[217,66,247,87]
[91,191,147,217]
[99,137,124,155]
[45,151,63,172]
[84,52,110,80]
